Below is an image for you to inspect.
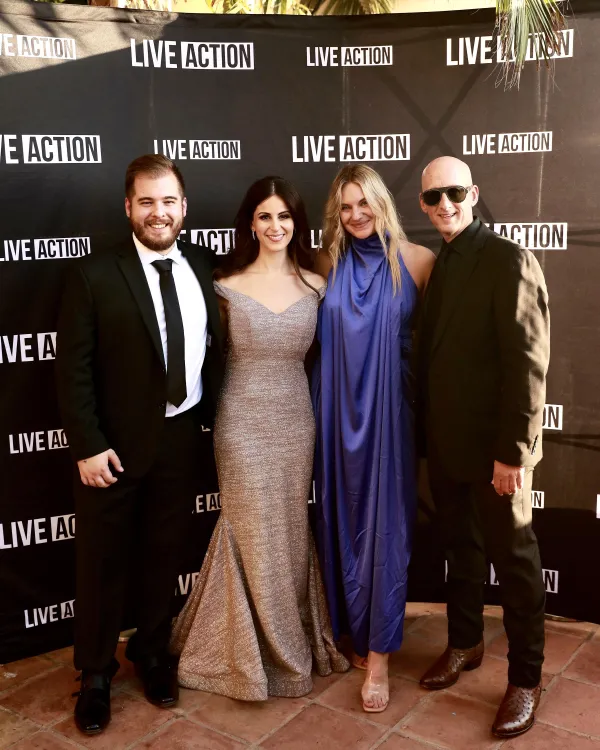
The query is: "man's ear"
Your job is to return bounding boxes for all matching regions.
[470,185,480,207]
[125,197,131,218]
[182,196,188,218]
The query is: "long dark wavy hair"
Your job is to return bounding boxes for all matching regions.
[217,176,318,292]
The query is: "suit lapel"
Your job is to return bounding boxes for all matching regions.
[116,240,166,368]
[421,242,445,323]
[430,221,487,356]
[178,241,223,354]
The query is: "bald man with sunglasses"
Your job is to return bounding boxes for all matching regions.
[417,157,550,739]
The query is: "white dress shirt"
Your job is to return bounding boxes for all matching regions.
[133,233,208,417]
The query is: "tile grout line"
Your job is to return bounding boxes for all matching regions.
[404,614,436,638]
[4,725,86,750]
[252,703,315,746]
[536,717,600,742]
[397,724,498,750]
[312,696,400,730]
[248,691,346,746]
[124,714,182,750]
[388,683,519,746]
[398,722,505,750]
[556,673,600,689]
[396,730,468,750]
[0,702,45,726]
[181,710,257,745]
[253,719,309,746]
[313,684,419,731]
[493,623,600,748]
[45,727,89,749]
[536,622,598,702]
[0,663,64,701]
[0,696,87,750]
[173,684,325,747]
[387,688,441,734]
[110,689,187,750]
[553,625,597,675]
[48,688,180,750]
[368,727,397,749]
[3,615,598,749]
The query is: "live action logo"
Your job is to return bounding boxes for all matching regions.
[130,40,254,70]
[176,572,199,596]
[0,33,76,60]
[0,514,75,550]
[306,45,392,67]
[0,135,101,165]
[446,29,573,66]
[532,491,544,510]
[9,429,68,454]
[0,332,56,364]
[292,134,410,163]
[446,562,559,594]
[490,565,559,594]
[195,493,221,513]
[24,599,75,629]
[543,404,563,431]
[0,237,91,262]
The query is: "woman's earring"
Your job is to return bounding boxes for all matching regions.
[251,229,256,240]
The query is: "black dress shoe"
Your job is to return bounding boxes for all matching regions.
[135,656,179,707]
[73,659,119,736]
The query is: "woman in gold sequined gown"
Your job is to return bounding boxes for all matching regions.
[170,177,349,701]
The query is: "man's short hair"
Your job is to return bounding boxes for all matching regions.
[125,154,186,199]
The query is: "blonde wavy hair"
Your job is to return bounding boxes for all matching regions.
[322,164,407,292]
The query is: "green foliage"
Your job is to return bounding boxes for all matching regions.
[496,0,567,88]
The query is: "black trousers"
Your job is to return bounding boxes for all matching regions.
[428,450,546,688]
[73,405,203,672]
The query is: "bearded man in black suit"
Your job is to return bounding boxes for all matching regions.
[56,154,224,736]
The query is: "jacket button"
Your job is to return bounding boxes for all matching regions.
[159,402,166,409]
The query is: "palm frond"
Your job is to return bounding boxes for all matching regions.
[496,0,567,89]
[307,0,389,15]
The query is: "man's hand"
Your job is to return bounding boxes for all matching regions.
[492,461,525,496]
[77,449,123,488]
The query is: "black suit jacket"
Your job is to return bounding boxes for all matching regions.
[55,237,224,477]
[418,218,550,482]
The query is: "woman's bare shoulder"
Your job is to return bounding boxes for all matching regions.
[216,272,245,291]
[302,269,327,287]
[400,241,436,291]
[402,241,436,265]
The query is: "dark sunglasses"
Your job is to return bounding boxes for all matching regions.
[421,185,473,207]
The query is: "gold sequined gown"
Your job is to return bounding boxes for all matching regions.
[170,281,349,701]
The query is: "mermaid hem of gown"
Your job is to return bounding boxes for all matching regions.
[170,517,349,702]
[177,669,314,702]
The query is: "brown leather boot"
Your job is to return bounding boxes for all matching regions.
[420,641,484,690]
[492,683,541,738]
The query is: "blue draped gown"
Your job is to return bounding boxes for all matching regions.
[312,234,418,656]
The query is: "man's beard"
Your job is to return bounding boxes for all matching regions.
[130,217,183,252]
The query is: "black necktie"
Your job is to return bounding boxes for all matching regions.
[152,259,187,407]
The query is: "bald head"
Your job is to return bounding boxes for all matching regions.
[419,156,479,242]
[421,157,473,192]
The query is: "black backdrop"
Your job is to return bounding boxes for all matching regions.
[1,0,599,664]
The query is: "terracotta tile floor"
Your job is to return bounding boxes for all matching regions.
[1,603,599,750]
